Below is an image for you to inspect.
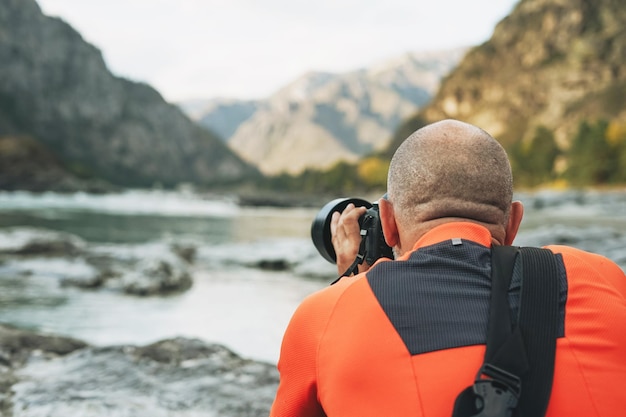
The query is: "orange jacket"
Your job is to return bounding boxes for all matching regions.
[270,222,626,416]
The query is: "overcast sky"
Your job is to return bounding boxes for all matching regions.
[37,0,519,102]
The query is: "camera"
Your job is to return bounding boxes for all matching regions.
[310,197,394,265]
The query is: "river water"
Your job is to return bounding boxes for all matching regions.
[0,189,625,364]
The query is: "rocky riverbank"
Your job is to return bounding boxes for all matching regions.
[0,323,278,417]
[0,227,195,297]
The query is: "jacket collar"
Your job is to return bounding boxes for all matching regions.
[399,222,494,260]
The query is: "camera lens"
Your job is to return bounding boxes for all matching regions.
[310,197,372,264]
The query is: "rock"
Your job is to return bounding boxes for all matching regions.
[87,243,194,295]
[0,256,103,290]
[0,325,278,417]
[115,257,193,296]
[0,323,88,366]
[0,324,89,417]
[59,269,104,289]
[0,228,195,297]
[170,242,197,264]
[0,227,86,257]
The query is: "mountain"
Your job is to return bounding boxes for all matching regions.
[184,50,466,175]
[394,0,626,154]
[0,0,259,190]
[179,99,261,142]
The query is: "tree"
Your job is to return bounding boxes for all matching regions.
[357,157,389,189]
[605,120,626,183]
[509,125,560,187]
[564,120,615,186]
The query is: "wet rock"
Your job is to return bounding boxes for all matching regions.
[0,323,87,366]
[87,243,194,295]
[0,257,103,289]
[0,323,89,416]
[0,324,278,417]
[0,227,86,257]
[256,259,290,271]
[59,271,104,289]
[171,242,197,263]
[114,256,193,296]
[0,228,197,297]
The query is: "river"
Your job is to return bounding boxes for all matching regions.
[0,189,624,364]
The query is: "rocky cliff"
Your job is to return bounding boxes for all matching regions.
[187,49,465,175]
[399,0,626,150]
[0,0,259,190]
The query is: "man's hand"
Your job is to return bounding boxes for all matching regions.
[330,203,370,276]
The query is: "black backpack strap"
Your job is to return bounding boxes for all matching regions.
[515,247,560,417]
[452,246,560,417]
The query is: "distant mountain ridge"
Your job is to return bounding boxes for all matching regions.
[182,49,466,175]
[179,99,261,142]
[0,0,258,190]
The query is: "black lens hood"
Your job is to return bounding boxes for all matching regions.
[310,197,372,264]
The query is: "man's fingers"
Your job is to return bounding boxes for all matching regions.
[331,204,365,238]
[330,210,340,236]
[330,204,369,275]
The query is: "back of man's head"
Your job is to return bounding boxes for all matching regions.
[387,119,513,230]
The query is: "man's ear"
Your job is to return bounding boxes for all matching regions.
[379,198,399,248]
[504,201,524,245]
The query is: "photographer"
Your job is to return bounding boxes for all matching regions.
[270,119,626,417]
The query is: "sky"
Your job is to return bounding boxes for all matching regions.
[36,0,519,103]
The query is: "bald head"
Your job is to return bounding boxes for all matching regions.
[387,119,513,230]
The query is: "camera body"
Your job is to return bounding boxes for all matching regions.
[311,197,394,265]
